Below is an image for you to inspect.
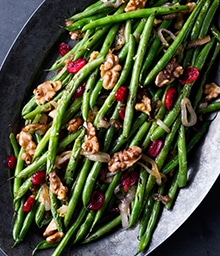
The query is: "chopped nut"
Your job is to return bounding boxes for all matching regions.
[204,82,220,101]
[46,231,65,244]
[66,117,83,132]
[69,30,85,40]
[135,95,151,116]
[108,146,142,172]
[89,51,99,62]
[49,171,68,201]
[125,0,147,12]
[33,81,62,105]
[82,122,99,154]
[17,130,36,164]
[155,58,184,87]
[100,50,122,90]
[23,123,48,136]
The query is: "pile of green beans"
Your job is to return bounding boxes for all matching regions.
[9,0,220,255]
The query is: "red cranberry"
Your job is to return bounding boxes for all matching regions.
[87,190,105,211]
[73,83,85,98]
[121,171,139,192]
[179,66,199,85]
[119,106,125,120]
[23,196,35,212]
[115,86,128,102]
[164,87,177,110]
[58,42,70,56]
[7,155,16,169]
[67,58,87,74]
[148,139,163,158]
[31,170,46,185]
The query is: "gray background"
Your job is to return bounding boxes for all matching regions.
[0,1,220,255]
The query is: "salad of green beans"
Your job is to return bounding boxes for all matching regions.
[8,0,220,255]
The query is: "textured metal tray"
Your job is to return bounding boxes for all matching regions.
[0,1,219,255]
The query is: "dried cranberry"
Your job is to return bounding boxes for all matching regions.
[7,155,16,169]
[58,42,70,56]
[87,190,105,211]
[121,171,139,192]
[119,106,125,120]
[67,58,87,74]
[179,66,199,85]
[73,83,85,98]
[115,86,128,102]
[164,87,177,110]
[23,196,35,212]
[148,139,163,158]
[31,170,46,185]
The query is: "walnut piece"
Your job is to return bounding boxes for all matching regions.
[49,171,68,201]
[17,130,36,164]
[155,58,184,87]
[100,51,122,90]
[125,0,147,12]
[33,80,62,105]
[46,231,65,244]
[135,95,151,115]
[108,146,142,172]
[82,122,99,154]
[204,83,220,101]
[89,51,99,62]
[69,30,85,41]
[67,117,83,133]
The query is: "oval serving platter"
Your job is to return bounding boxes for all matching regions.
[0,1,219,256]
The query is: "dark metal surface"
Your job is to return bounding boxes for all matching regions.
[0,1,220,255]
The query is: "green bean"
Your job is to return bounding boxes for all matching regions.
[13,178,32,203]
[13,195,39,246]
[66,13,106,32]
[177,124,187,187]
[111,113,147,153]
[35,201,46,228]
[33,127,51,160]
[211,25,220,42]
[64,158,92,227]
[91,171,123,231]
[82,215,121,244]
[73,210,96,244]
[82,69,99,121]
[51,207,88,256]
[165,170,179,209]
[93,33,136,127]
[123,15,155,138]
[9,133,19,158]
[89,78,103,109]
[12,198,25,241]
[144,0,205,85]
[129,120,151,147]
[82,5,189,31]
[155,117,181,170]
[64,128,85,186]
[67,2,113,21]
[128,168,148,228]
[136,184,165,254]
[197,102,220,114]
[191,0,219,64]
[32,240,57,255]
[138,190,155,238]
[49,190,63,234]
[162,120,211,174]
[82,161,102,206]
[47,56,104,174]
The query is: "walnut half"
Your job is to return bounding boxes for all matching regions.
[155,58,184,87]
[33,80,62,105]
[108,146,142,172]
[100,51,122,90]
[49,171,68,201]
